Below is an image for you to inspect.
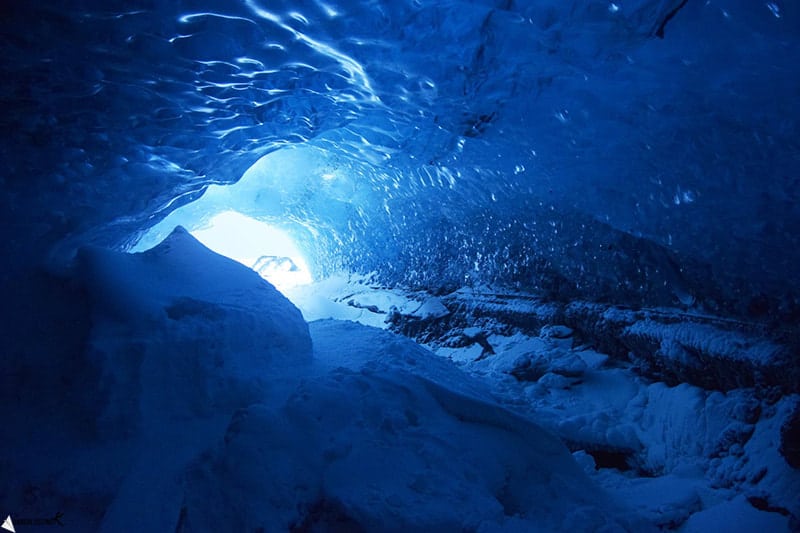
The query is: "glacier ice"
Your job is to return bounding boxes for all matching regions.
[1,0,799,530]
[1,0,798,319]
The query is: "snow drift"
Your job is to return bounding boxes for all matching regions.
[1,228,643,531]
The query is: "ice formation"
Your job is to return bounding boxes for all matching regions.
[1,0,798,530]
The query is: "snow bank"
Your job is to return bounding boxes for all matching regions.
[377,285,798,393]
[80,225,311,356]
[4,230,650,531]
[78,226,313,431]
[352,280,800,528]
[180,319,640,531]
[680,495,790,532]
[79,227,311,530]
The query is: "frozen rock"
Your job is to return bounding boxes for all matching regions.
[541,324,574,339]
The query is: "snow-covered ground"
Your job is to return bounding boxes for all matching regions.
[2,230,797,531]
[287,271,800,531]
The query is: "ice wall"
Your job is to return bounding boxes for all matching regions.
[1,0,798,322]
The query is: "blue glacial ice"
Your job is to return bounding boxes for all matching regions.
[0,0,798,530]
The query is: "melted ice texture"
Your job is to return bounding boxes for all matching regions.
[2,0,799,318]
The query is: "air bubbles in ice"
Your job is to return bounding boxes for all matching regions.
[673,188,696,205]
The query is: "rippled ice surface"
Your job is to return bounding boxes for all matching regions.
[1,0,799,321]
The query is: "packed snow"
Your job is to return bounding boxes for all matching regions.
[287,270,800,531]
[1,229,796,531]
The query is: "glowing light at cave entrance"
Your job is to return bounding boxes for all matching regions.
[190,211,313,290]
[133,209,313,291]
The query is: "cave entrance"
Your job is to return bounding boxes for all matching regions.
[133,210,313,292]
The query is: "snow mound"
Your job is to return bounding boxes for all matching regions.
[680,495,790,532]
[81,226,309,339]
[78,226,312,425]
[180,319,640,532]
[75,227,313,530]
[79,225,312,373]
[6,232,648,531]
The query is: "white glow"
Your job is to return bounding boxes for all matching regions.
[131,146,338,294]
[134,210,313,291]
[190,211,313,290]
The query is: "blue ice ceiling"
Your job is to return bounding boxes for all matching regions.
[1,0,798,321]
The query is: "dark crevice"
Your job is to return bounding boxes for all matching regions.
[653,0,690,39]
[747,496,791,517]
[585,449,634,471]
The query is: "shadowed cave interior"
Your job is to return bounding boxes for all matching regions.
[0,1,799,531]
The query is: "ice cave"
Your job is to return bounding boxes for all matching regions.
[1,0,798,531]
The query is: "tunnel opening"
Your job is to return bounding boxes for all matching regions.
[134,209,313,292]
[2,1,799,530]
[127,143,364,303]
